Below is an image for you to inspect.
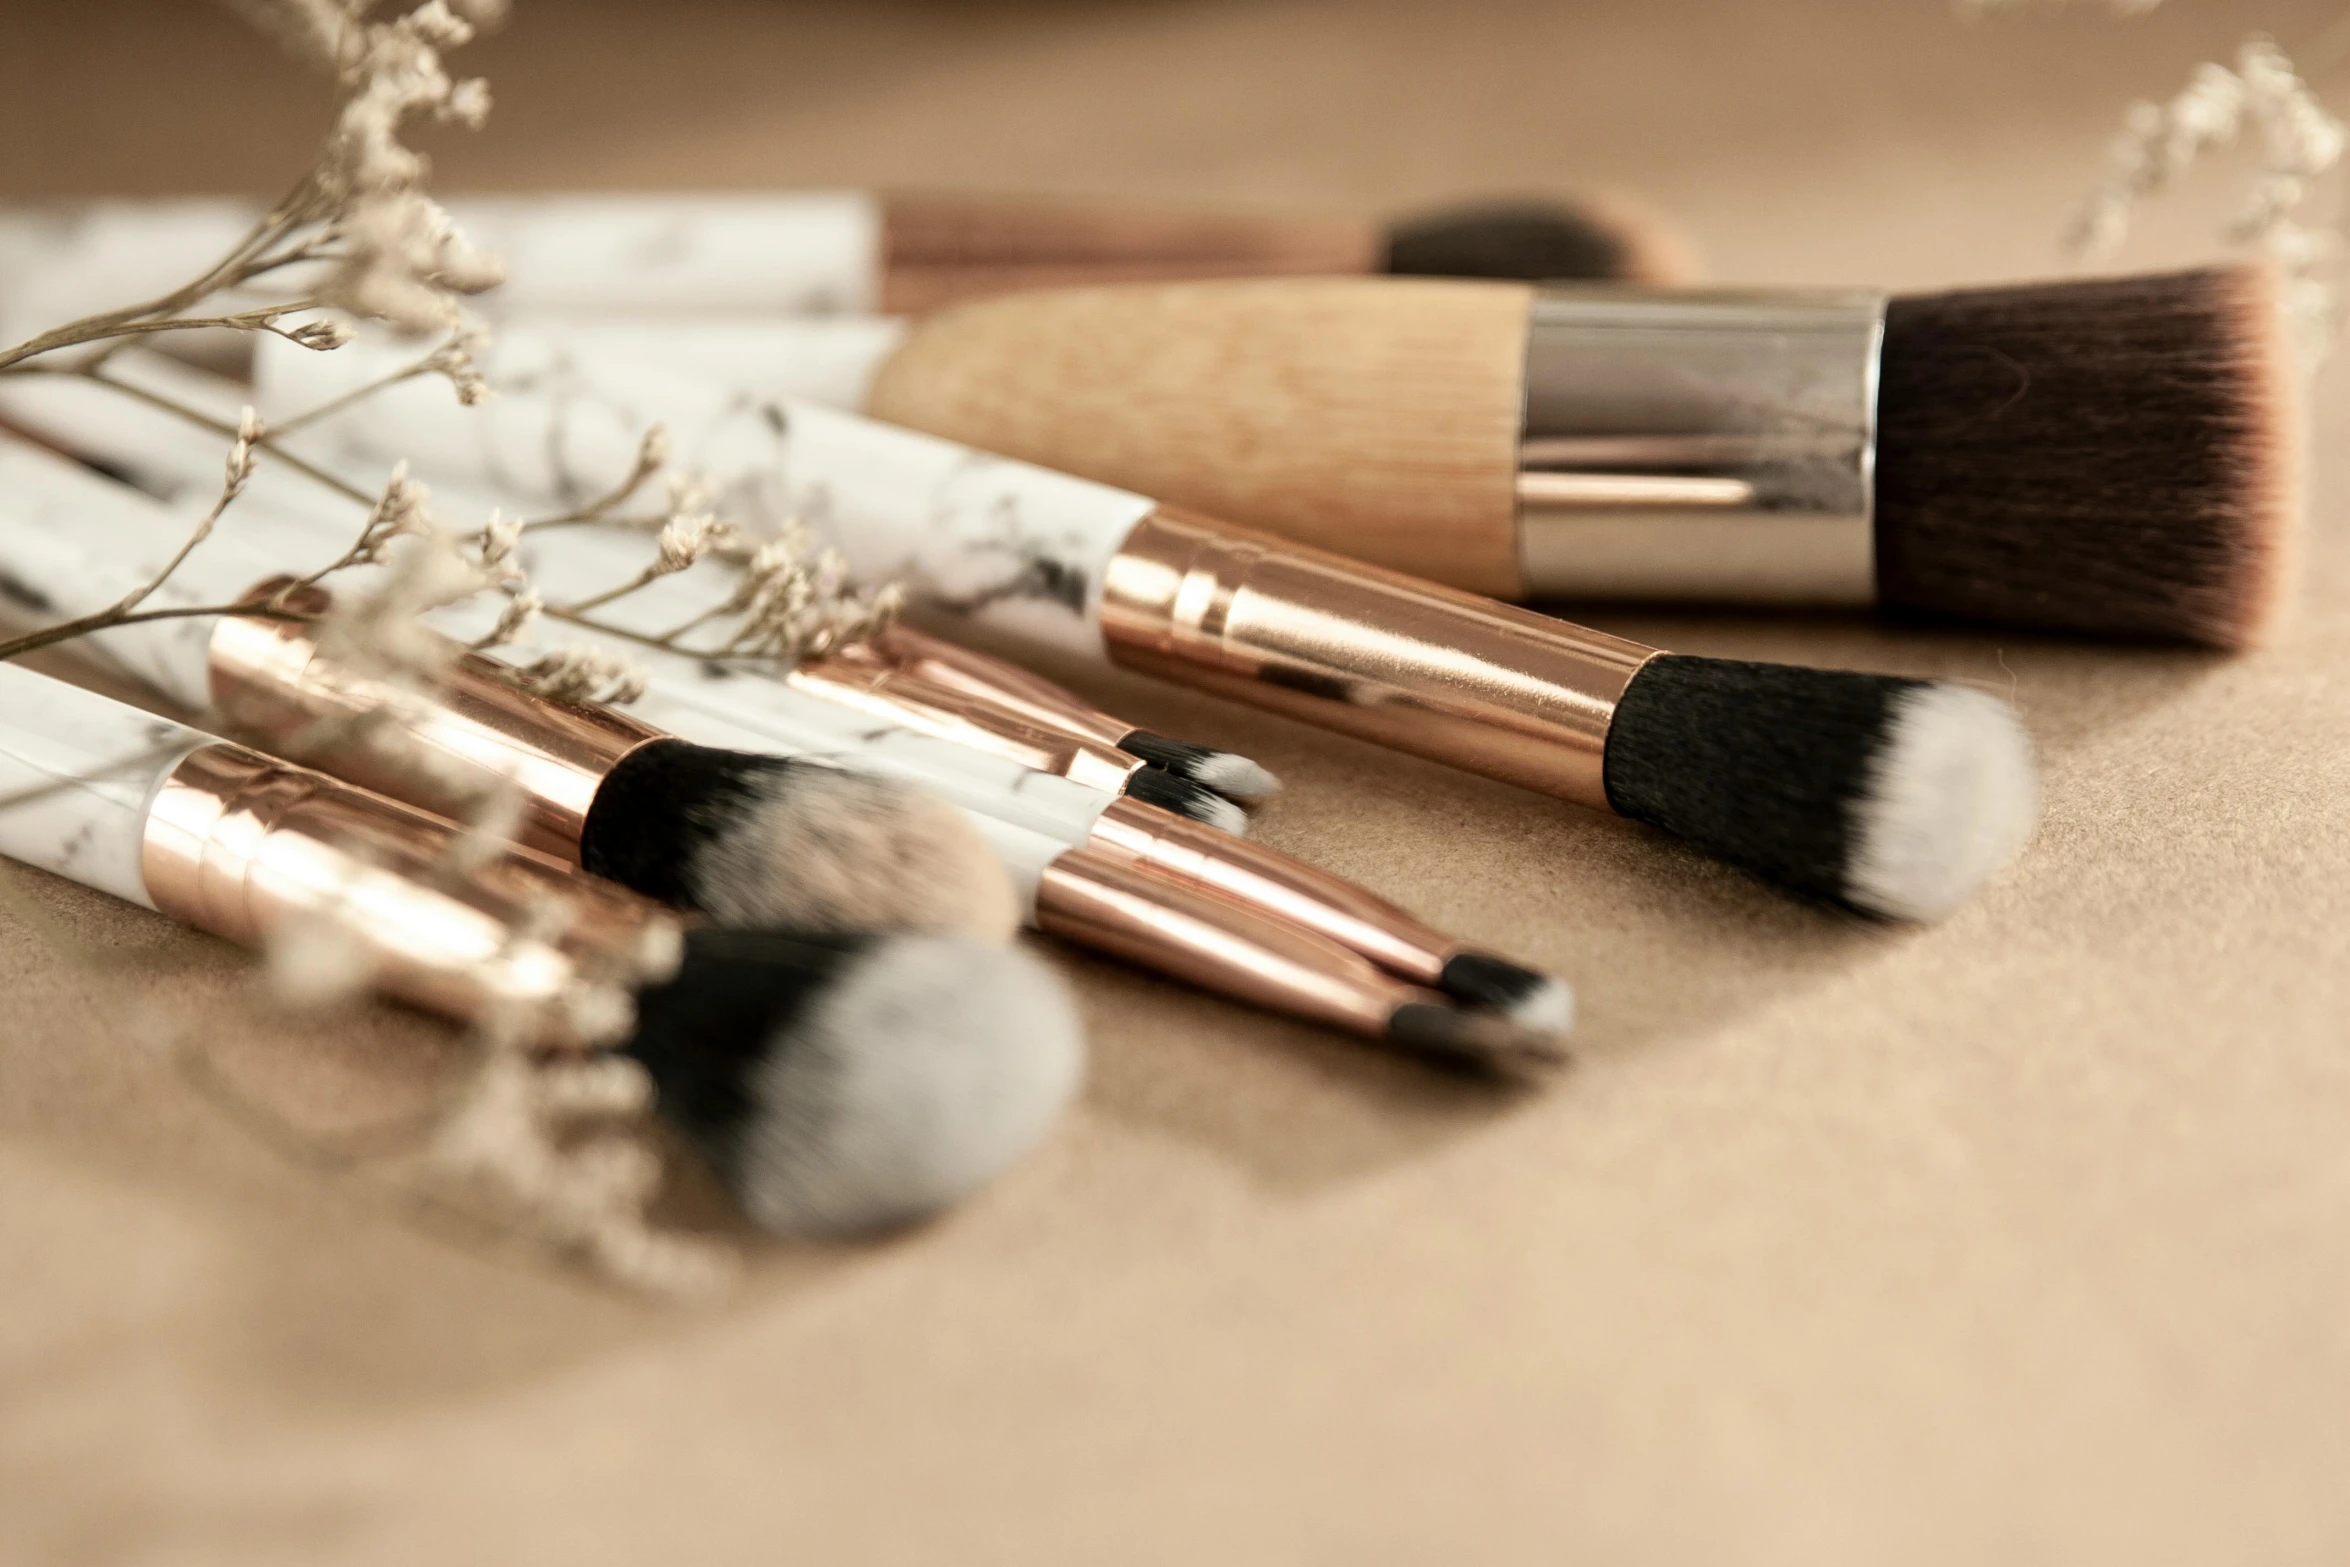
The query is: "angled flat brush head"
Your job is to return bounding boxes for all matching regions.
[626,927,1083,1235]
[1877,264,2302,649]
[1603,655,2039,921]
[583,740,1019,940]
[1126,764,1250,834]
[1383,194,1698,286]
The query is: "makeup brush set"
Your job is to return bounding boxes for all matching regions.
[0,188,2303,1242]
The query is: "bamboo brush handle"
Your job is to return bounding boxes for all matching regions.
[866,277,1534,598]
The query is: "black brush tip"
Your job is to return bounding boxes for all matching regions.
[1601,654,2038,921]
[1117,730,1282,804]
[624,926,1083,1236]
[1126,763,1249,834]
[582,739,1017,939]
[1386,1000,1569,1078]
[1878,263,2302,648]
[1436,952,1574,1034]
[1382,194,1697,285]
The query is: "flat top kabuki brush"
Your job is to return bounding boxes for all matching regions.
[841,266,2301,649]
[0,438,1020,944]
[0,664,1083,1237]
[0,187,1692,331]
[251,350,2040,921]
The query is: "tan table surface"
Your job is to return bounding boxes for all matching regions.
[3,2,2348,1562]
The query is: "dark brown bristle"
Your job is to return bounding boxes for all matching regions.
[1875,264,2302,649]
[1382,192,1700,286]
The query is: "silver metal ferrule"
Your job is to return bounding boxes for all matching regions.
[1515,287,1887,604]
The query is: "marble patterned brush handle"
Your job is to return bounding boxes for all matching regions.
[257,336,1155,664]
[0,662,212,908]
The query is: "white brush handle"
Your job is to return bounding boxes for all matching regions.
[0,662,213,908]
[257,334,1152,664]
[7,353,1122,860]
[0,193,881,338]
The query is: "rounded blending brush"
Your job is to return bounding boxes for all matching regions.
[856,266,2301,649]
[0,664,1082,1237]
[0,445,1019,942]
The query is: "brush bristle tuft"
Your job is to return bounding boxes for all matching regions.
[1602,654,2038,919]
[1383,194,1697,285]
[1877,264,2302,648]
[625,928,1083,1236]
[1118,730,1283,803]
[1127,765,1250,834]
[1436,952,1575,1035]
[1386,1001,1569,1078]
[583,740,1019,940]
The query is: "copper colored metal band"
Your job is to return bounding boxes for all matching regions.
[789,646,1142,795]
[207,580,664,862]
[1087,794,1452,985]
[1035,847,1423,1039]
[1098,508,1655,812]
[141,743,676,1050]
[869,624,1136,752]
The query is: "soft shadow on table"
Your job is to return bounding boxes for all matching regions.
[0,866,898,1414]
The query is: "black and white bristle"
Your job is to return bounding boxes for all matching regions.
[1118,730,1283,805]
[1125,763,1251,835]
[1877,263,2302,649]
[582,739,1020,940]
[1436,951,1575,1035]
[624,927,1084,1236]
[1383,194,1696,286]
[1602,655,2039,922]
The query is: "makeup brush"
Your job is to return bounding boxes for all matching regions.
[849,267,2301,649]
[0,440,1020,943]
[0,188,1692,338]
[0,432,1569,1053]
[526,512,1274,819]
[252,346,2040,920]
[0,664,1083,1237]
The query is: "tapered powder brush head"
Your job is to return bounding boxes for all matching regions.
[1117,730,1283,805]
[1383,194,1697,287]
[624,927,1083,1236]
[1877,263,2302,648]
[1125,764,1251,834]
[1602,656,2038,921]
[581,740,1020,941]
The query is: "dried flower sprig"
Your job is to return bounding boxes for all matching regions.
[2068,33,2347,363]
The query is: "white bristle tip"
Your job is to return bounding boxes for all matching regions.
[1846,685,2040,923]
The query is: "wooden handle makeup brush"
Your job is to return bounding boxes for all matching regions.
[0,188,1694,332]
[857,268,2302,649]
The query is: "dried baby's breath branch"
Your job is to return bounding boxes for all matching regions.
[2068,33,2347,363]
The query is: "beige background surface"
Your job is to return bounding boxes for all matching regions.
[3,2,2349,1562]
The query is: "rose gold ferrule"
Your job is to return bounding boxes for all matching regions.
[788,646,1142,795]
[1087,794,1452,985]
[869,624,1135,751]
[207,580,664,862]
[1035,846,1425,1039]
[1098,508,1656,812]
[140,743,678,1050]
